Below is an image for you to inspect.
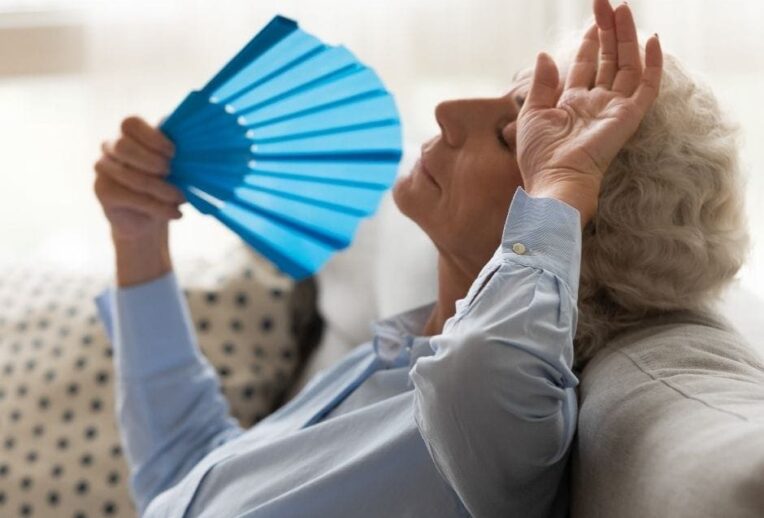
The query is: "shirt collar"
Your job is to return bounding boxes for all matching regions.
[369,301,436,368]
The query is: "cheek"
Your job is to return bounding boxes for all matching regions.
[453,155,522,208]
[450,160,522,235]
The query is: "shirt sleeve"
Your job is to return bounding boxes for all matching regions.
[409,186,581,518]
[93,271,244,515]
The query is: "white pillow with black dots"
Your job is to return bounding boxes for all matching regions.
[0,245,317,517]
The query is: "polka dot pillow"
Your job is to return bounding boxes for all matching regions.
[0,245,319,517]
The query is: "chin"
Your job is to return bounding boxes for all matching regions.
[391,174,447,252]
[392,174,422,224]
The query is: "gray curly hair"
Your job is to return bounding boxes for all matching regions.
[561,49,752,372]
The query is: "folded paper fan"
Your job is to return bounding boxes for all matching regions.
[160,15,402,280]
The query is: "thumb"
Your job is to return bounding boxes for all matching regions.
[524,52,560,111]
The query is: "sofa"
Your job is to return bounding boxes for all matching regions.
[0,246,322,517]
[288,150,764,517]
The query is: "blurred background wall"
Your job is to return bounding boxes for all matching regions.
[0,0,762,297]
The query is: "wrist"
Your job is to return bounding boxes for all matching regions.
[526,178,600,229]
[113,228,172,287]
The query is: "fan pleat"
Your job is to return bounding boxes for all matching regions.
[224,47,359,114]
[202,16,299,95]
[212,31,324,104]
[247,96,398,140]
[170,159,397,189]
[250,124,401,154]
[177,167,384,216]
[172,169,362,248]
[238,68,382,125]
[219,201,336,279]
[240,175,384,216]
[247,159,398,187]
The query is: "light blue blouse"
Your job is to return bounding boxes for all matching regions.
[94,187,582,517]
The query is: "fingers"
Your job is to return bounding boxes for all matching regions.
[120,116,175,158]
[594,0,617,89]
[102,134,169,176]
[95,154,185,204]
[611,3,642,96]
[524,53,560,111]
[632,35,663,115]
[565,24,599,90]
[98,175,184,221]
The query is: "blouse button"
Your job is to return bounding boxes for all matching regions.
[512,242,527,255]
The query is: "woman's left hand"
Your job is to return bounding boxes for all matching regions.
[516,0,663,226]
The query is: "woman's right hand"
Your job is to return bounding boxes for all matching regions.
[516,0,662,228]
[94,116,185,243]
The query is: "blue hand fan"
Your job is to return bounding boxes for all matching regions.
[160,15,402,280]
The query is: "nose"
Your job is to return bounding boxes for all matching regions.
[434,96,522,149]
[434,99,465,148]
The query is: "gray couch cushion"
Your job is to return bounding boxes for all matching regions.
[571,308,764,518]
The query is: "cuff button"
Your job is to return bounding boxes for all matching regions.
[512,242,527,255]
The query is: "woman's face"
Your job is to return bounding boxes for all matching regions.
[393,73,533,269]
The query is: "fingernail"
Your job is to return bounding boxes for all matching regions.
[654,32,659,39]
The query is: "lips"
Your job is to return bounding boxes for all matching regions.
[419,155,439,189]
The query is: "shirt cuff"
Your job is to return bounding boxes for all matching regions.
[94,271,204,379]
[501,186,582,294]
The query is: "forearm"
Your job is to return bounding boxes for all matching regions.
[410,187,581,517]
[113,225,173,287]
[94,272,244,513]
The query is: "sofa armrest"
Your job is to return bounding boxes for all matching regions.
[571,308,764,518]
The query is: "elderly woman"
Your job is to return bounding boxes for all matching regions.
[92,0,748,516]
